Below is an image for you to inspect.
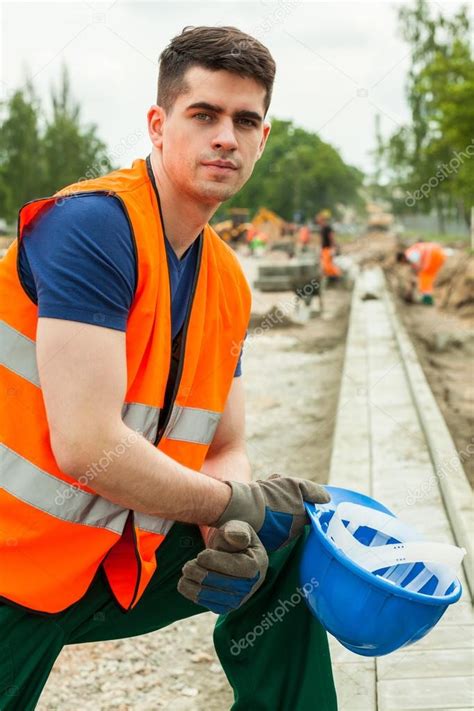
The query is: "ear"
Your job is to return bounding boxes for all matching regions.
[256,121,271,161]
[147,104,166,149]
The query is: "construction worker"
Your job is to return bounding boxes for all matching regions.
[397,241,447,304]
[298,224,311,252]
[317,209,341,279]
[0,26,337,710]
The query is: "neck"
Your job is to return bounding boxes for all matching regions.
[149,149,217,259]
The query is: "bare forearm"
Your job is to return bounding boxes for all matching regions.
[63,423,231,525]
[201,445,252,484]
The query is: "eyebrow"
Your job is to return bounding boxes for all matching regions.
[186,102,263,124]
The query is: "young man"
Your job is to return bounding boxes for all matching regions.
[0,27,337,710]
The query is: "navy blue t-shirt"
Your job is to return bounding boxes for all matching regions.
[18,194,242,376]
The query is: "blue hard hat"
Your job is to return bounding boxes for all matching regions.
[300,486,464,657]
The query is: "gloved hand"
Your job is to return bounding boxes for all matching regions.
[177,520,268,614]
[214,474,331,552]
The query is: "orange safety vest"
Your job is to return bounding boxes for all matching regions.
[0,156,251,614]
[320,247,341,277]
[405,242,446,295]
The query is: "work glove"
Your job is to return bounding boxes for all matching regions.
[214,474,331,552]
[177,520,268,614]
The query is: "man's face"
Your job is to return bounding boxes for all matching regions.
[150,66,271,205]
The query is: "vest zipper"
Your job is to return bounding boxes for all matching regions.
[153,232,203,446]
[122,157,203,612]
[144,154,204,448]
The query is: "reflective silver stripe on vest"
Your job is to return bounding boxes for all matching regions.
[164,405,221,445]
[122,402,160,443]
[134,511,175,536]
[0,321,160,442]
[0,320,40,387]
[0,444,129,535]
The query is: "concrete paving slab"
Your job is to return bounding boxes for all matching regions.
[329,640,375,667]
[408,624,473,651]
[332,663,377,711]
[377,675,473,710]
[327,271,473,709]
[442,601,474,625]
[377,647,474,680]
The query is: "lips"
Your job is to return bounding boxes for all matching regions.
[202,160,237,170]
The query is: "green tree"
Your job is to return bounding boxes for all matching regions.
[0,65,113,224]
[219,118,363,221]
[379,1,473,227]
[41,63,113,196]
[419,33,474,223]
[0,80,44,222]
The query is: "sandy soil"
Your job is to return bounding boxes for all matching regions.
[342,232,474,489]
[37,267,351,710]
[396,300,474,487]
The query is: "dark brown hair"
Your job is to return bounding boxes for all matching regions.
[157,26,276,116]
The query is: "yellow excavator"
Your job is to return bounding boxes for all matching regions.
[213,208,252,245]
[214,207,286,246]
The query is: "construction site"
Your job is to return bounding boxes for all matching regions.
[1,203,471,710]
[1,3,473,711]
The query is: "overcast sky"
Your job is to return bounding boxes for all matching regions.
[0,1,468,175]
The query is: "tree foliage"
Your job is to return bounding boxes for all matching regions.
[218,118,364,221]
[0,64,112,224]
[0,67,363,226]
[378,1,473,225]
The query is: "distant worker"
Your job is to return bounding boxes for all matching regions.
[298,224,310,252]
[246,223,258,243]
[247,225,267,256]
[397,241,447,305]
[316,209,341,279]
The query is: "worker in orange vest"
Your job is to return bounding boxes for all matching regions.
[298,224,311,252]
[398,241,447,304]
[317,209,341,279]
[0,27,336,710]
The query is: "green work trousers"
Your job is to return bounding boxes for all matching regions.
[0,523,337,710]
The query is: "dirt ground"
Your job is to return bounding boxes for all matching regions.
[395,299,474,487]
[342,232,474,489]
[30,234,474,708]
[37,266,351,710]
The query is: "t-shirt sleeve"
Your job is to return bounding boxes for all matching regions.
[234,348,243,377]
[19,194,137,332]
[233,330,247,377]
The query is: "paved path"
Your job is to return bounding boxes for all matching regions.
[327,269,473,711]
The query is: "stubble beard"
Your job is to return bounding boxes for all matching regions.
[189,172,244,206]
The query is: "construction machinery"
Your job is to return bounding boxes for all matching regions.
[214,207,288,247]
[213,208,252,245]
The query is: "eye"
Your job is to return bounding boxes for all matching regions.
[193,112,212,121]
[236,118,257,128]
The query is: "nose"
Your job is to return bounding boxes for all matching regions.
[211,118,238,152]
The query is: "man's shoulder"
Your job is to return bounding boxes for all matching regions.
[22,193,133,251]
[47,193,129,225]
